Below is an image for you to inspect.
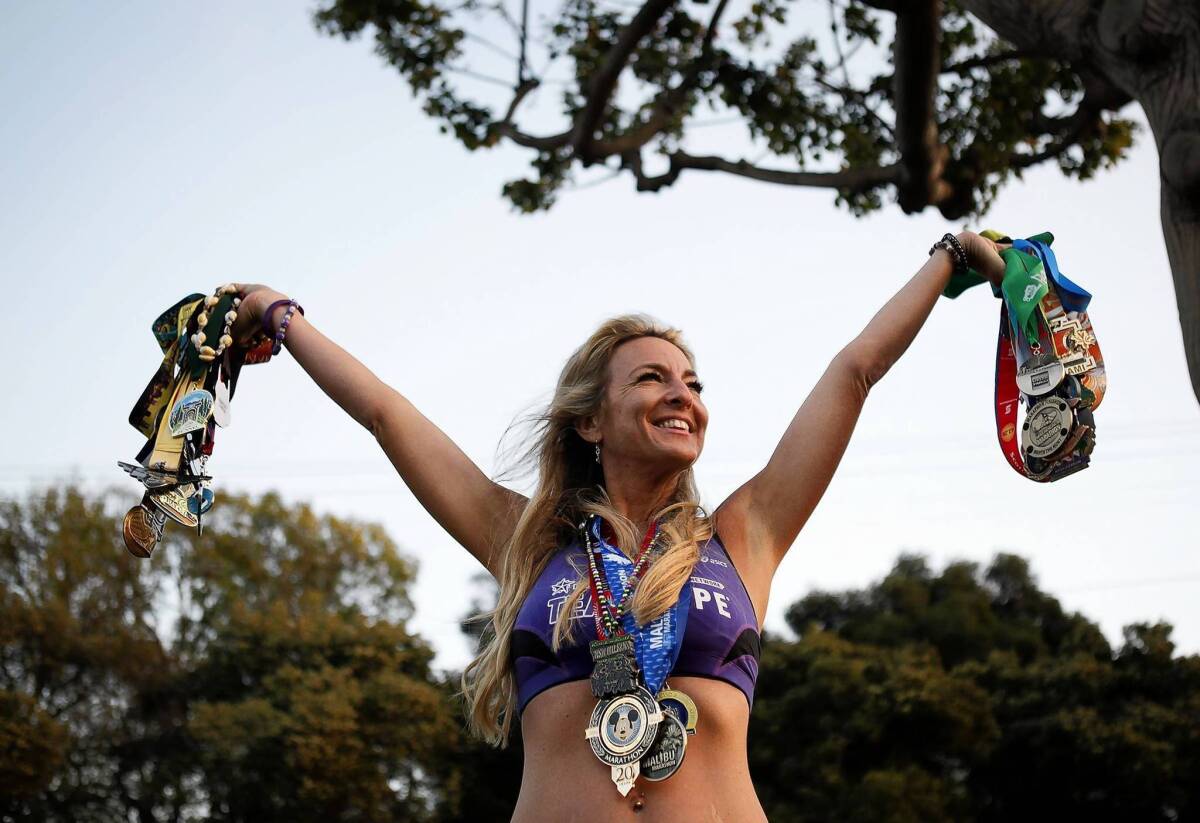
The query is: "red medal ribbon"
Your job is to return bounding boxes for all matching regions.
[993,307,1040,480]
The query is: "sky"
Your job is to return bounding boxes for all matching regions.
[2,1,1197,675]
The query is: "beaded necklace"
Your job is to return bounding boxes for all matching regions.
[190,283,242,363]
[584,516,665,641]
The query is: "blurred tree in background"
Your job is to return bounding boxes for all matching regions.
[3,488,1197,821]
[0,487,474,822]
[750,553,1200,822]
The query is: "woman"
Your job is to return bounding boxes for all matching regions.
[231,231,1007,821]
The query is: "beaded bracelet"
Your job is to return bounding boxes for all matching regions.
[262,298,305,335]
[264,299,303,356]
[930,232,969,277]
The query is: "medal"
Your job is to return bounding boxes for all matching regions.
[656,687,699,735]
[585,686,662,796]
[117,461,177,489]
[590,635,639,698]
[581,515,695,795]
[148,484,199,528]
[1015,351,1065,396]
[640,710,687,781]
[168,389,214,436]
[212,376,232,427]
[972,232,1106,483]
[122,498,168,558]
[187,486,215,516]
[1021,396,1074,459]
[120,284,276,553]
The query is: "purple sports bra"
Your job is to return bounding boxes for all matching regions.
[511,532,761,714]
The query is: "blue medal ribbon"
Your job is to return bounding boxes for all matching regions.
[591,519,690,696]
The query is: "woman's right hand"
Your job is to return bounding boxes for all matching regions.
[230,284,288,348]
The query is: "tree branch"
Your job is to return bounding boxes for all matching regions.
[571,0,679,164]
[490,79,573,150]
[578,0,729,159]
[622,149,901,193]
[943,48,1039,75]
[1008,79,1128,168]
[960,0,1091,62]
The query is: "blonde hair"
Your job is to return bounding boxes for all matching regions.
[461,314,712,745]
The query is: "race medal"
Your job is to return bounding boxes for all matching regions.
[590,635,639,698]
[1022,397,1074,459]
[187,486,215,516]
[1015,351,1065,396]
[148,484,200,528]
[585,686,662,796]
[117,461,177,489]
[641,711,688,782]
[212,377,232,427]
[656,688,699,735]
[168,389,214,436]
[122,498,167,558]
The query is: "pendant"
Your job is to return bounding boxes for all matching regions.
[1021,397,1075,460]
[585,686,662,796]
[148,484,200,528]
[1048,314,1098,376]
[187,486,215,516]
[590,635,639,698]
[640,711,688,782]
[117,461,177,489]
[656,688,699,735]
[122,498,168,558]
[213,376,232,427]
[1015,351,1065,396]
[168,389,214,437]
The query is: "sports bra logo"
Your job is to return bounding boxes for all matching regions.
[547,578,593,625]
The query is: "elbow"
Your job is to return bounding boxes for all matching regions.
[365,385,398,439]
[835,344,888,396]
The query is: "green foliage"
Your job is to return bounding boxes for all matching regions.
[5,488,1195,821]
[313,0,1139,216]
[751,553,1200,822]
[0,487,464,822]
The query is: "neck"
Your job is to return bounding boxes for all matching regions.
[601,460,682,536]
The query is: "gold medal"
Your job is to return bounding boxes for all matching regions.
[122,499,167,558]
[148,484,199,528]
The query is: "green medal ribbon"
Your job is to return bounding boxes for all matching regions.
[998,247,1048,346]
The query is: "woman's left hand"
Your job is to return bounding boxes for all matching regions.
[956,231,1009,288]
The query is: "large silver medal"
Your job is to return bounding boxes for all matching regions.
[1015,351,1065,396]
[585,686,662,796]
[1022,396,1075,459]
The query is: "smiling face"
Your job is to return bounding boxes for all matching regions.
[579,336,708,477]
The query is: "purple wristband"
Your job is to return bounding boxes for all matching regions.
[269,300,303,356]
[262,298,305,335]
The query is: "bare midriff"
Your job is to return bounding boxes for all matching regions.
[511,676,767,823]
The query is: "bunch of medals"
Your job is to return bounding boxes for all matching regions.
[581,515,699,797]
[986,232,1107,481]
[118,285,273,557]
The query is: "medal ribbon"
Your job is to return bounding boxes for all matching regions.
[994,307,1042,481]
[586,518,691,697]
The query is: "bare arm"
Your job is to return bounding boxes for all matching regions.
[233,288,525,575]
[716,234,1005,582]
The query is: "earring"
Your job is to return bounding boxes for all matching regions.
[595,443,601,464]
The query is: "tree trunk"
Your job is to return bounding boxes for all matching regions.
[966,0,1200,406]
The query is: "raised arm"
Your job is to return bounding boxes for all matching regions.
[233,287,525,575]
[715,233,1005,586]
